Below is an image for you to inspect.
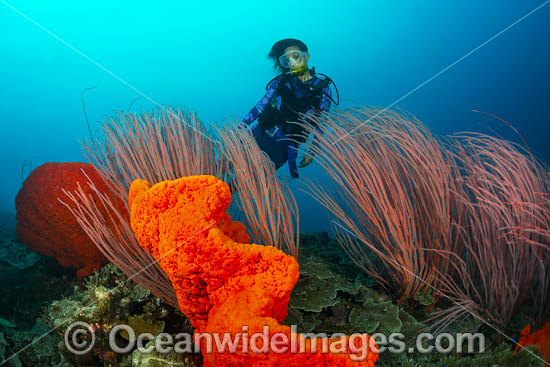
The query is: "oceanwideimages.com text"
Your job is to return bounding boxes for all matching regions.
[65,322,485,361]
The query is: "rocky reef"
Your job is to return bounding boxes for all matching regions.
[0,231,545,366]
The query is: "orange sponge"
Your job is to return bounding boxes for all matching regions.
[129,175,378,366]
[15,162,116,279]
[515,322,550,363]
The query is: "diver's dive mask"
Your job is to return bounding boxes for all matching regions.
[279,50,306,69]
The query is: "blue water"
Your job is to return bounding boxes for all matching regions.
[1,0,549,235]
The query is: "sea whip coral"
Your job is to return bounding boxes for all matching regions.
[129,175,378,366]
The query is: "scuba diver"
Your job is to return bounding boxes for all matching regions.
[241,38,339,178]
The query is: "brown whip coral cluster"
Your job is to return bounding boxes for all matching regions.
[129,175,378,366]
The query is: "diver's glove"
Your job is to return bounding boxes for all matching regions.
[236,121,254,136]
[237,121,249,130]
[298,154,314,168]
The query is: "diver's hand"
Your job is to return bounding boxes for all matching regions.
[298,154,314,168]
[237,121,249,130]
[237,121,253,135]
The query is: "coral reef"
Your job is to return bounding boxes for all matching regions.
[15,162,119,279]
[34,232,545,367]
[290,232,547,367]
[288,234,425,339]
[0,239,40,269]
[0,318,67,367]
[43,264,194,366]
[131,341,202,367]
[0,250,75,330]
[119,314,165,342]
[9,104,546,366]
[129,175,379,366]
[374,343,545,367]
[284,254,425,340]
[1,229,542,366]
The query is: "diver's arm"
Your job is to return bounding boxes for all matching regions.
[319,83,333,112]
[241,78,280,126]
[305,84,332,156]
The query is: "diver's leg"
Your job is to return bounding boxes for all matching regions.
[287,142,299,178]
[252,126,288,170]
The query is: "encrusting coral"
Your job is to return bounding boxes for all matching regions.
[129,175,379,366]
[42,263,194,366]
